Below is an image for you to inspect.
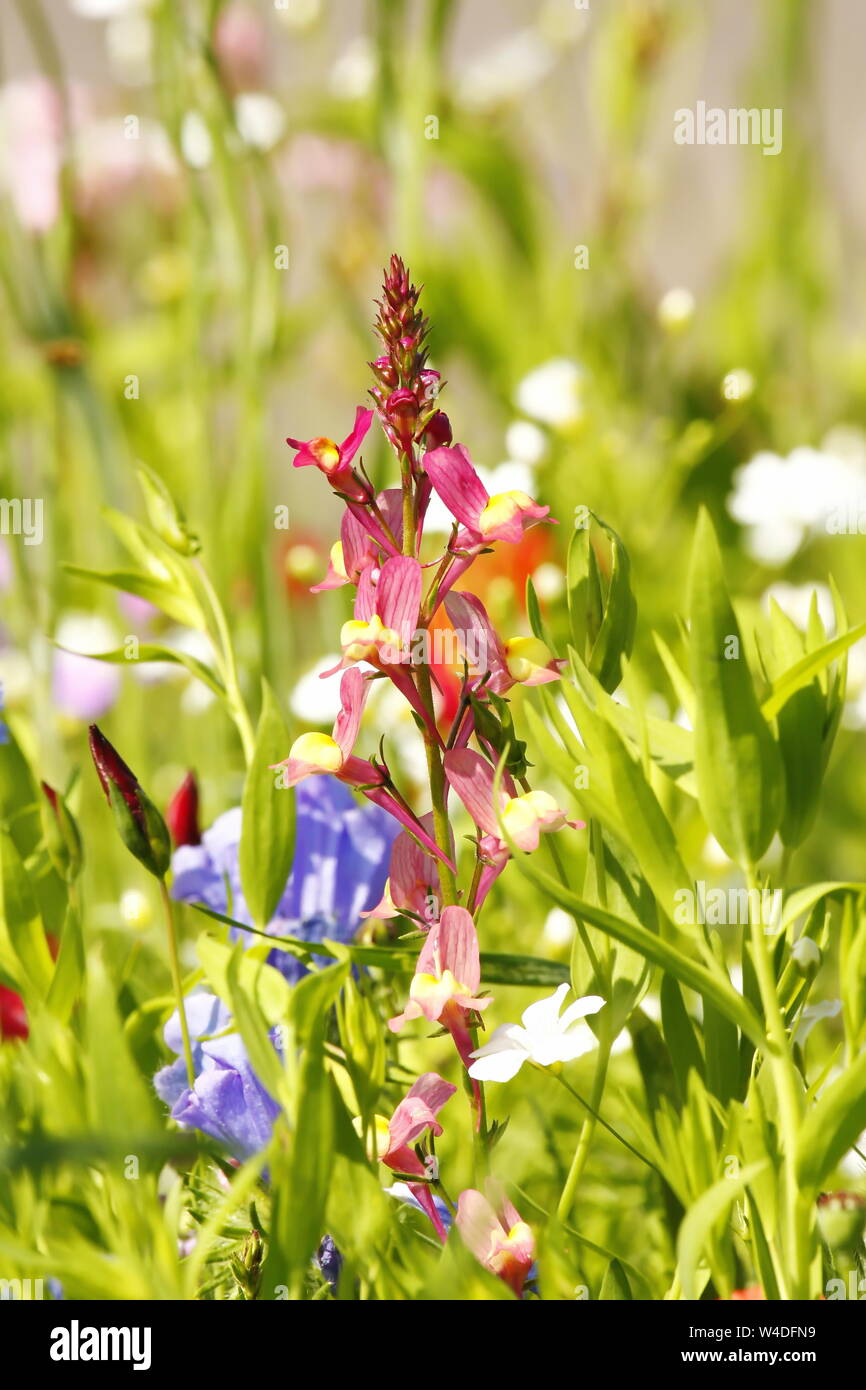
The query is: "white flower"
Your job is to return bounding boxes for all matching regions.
[795,998,841,1045]
[455,30,554,113]
[468,983,604,1082]
[727,441,866,566]
[657,287,695,333]
[505,420,547,466]
[331,38,377,100]
[515,358,584,429]
[289,657,345,724]
[542,908,574,947]
[71,0,150,17]
[180,112,212,169]
[234,93,285,151]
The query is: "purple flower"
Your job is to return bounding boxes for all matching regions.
[171,776,398,982]
[154,991,280,1161]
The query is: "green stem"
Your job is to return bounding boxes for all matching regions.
[555,1023,613,1222]
[746,863,808,1297]
[197,564,256,765]
[160,879,195,1091]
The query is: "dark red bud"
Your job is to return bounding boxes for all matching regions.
[0,984,28,1042]
[167,771,201,847]
[423,411,452,449]
[88,724,171,878]
[88,725,142,820]
[386,389,419,443]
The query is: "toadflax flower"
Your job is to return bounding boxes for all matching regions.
[389,906,490,1088]
[377,1073,456,1241]
[468,982,605,1082]
[172,774,397,983]
[287,405,374,501]
[444,589,564,692]
[444,747,581,854]
[456,1183,535,1297]
[423,443,551,546]
[273,670,452,866]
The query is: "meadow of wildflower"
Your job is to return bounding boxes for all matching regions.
[1,0,866,1337]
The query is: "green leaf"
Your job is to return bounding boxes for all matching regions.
[46,901,85,1023]
[677,1162,768,1300]
[0,826,53,994]
[85,953,159,1137]
[688,509,783,865]
[761,619,866,720]
[196,933,291,1026]
[568,513,637,693]
[226,944,290,1110]
[239,681,295,927]
[660,975,705,1101]
[63,565,203,629]
[598,1257,632,1300]
[796,1047,866,1191]
[291,957,351,1044]
[505,845,765,1048]
[59,643,224,697]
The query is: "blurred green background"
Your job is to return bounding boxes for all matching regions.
[1,0,866,1297]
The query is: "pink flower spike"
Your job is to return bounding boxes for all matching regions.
[287,406,373,501]
[424,443,552,544]
[456,1184,535,1297]
[382,1072,457,1178]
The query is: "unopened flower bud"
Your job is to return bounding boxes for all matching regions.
[423,411,452,450]
[386,388,419,446]
[136,463,200,556]
[88,725,171,879]
[791,936,821,973]
[166,771,201,847]
[0,983,28,1042]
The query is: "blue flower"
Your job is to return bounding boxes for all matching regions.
[154,991,280,1161]
[171,776,397,982]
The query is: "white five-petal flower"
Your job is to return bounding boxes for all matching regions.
[468,984,605,1083]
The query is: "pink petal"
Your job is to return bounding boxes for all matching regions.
[430,905,481,994]
[444,591,509,690]
[375,555,422,643]
[423,444,489,532]
[339,406,374,464]
[332,668,368,758]
[442,748,501,838]
[406,1070,458,1116]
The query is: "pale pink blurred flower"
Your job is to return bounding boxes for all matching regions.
[0,77,64,232]
[214,2,267,93]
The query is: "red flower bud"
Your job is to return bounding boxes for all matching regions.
[386,388,419,445]
[423,411,452,449]
[167,771,201,847]
[88,725,171,879]
[0,983,28,1042]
